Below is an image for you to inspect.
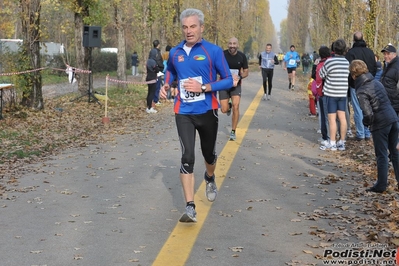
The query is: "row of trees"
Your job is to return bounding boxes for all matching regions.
[3,0,399,110]
[282,0,399,55]
[0,0,276,109]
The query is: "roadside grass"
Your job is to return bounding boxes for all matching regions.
[0,82,148,167]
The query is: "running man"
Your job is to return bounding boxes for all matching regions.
[258,43,279,100]
[220,37,249,141]
[160,8,233,222]
[283,45,300,90]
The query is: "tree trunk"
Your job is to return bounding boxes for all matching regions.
[141,0,151,81]
[115,4,127,88]
[20,0,43,110]
[74,4,89,95]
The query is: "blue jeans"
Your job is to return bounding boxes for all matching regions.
[153,79,162,103]
[350,87,371,138]
[371,122,399,190]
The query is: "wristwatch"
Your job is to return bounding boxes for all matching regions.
[201,84,206,93]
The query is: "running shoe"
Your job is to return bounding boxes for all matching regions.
[146,107,158,114]
[320,140,337,151]
[229,131,236,141]
[184,205,197,222]
[204,173,218,202]
[267,94,271,100]
[263,94,267,101]
[320,139,329,146]
[337,140,346,151]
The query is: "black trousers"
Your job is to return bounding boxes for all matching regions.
[261,68,274,95]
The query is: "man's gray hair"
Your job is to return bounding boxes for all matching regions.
[180,8,204,25]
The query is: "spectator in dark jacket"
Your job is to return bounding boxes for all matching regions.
[345,32,377,141]
[149,40,164,106]
[145,58,159,114]
[131,51,139,76]
[380,44,399,115]
[349,59,399,193]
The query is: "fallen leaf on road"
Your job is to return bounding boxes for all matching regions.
[229,246,244,252]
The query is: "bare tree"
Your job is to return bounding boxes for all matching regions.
[20,0,43,109]
[113,1,127,87]
[73,0,90,95]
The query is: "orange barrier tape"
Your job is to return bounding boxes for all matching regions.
[107,76,157,85]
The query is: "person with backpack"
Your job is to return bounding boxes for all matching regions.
[145,58,159,113]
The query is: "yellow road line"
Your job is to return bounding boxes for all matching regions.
[152,86,264,266]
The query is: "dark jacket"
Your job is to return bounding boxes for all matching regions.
[146,58,158,81]
[149,48,164,72]
[380,56,399,112]
[355,72,399,131]
[131,53,139,66]
[346,40,377,88]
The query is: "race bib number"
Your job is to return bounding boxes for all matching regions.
[180,76,205,102]
[289,59,296,65]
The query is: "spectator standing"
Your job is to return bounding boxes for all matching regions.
[162,45,173,101]
[283,45,300,90]
[160,8,233,222]
[345,31,377,141]
[307,77,317,117]
[145,58,159,113]
[319,39,350,151]
[149,40,164,106]
[258,43,279,100]
[131,51,139,76]
[349,59,399,193]
[162,45,172,73]
[380,44,399,115]
[220,37,249,141]
[301,53,311,74]
[315,46,331,144]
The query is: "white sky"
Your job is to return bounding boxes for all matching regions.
[269,0,288,32]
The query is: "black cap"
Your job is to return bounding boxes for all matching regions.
[381,44,396,53]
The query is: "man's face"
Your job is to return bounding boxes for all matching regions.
[290,46,295,52]
[383,51,396,63]
[181,15,204,47]
[228,38,239,55]
[266,45,272,53]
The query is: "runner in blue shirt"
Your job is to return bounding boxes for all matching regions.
[283,45,301,90]
[160,8,233,222]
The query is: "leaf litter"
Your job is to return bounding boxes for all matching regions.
[1,83,399,264]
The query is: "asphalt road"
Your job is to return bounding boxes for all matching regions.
[1,67,360,266]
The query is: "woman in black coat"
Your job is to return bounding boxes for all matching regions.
[349,59,399,193]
